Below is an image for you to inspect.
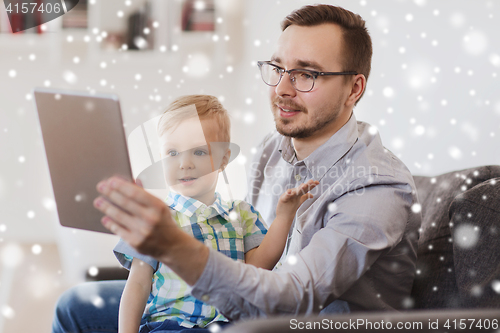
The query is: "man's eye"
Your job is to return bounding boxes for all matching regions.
[167,150,178,157]
[194,150,208,156]
[271,66,282,74]
[298,72,314,80]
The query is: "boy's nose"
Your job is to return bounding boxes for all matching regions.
[179,153,195,169]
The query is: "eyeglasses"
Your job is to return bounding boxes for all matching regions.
[257,61,357,92]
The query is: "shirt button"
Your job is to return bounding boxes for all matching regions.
[207,235,214,240]
[295,174,301,181]
[201,294,210,302]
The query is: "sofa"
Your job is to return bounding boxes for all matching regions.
[411,165,500,309]
[89,165,500,331]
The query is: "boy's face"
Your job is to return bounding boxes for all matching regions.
[159,116,229,205]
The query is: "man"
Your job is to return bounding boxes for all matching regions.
[53,4,420,332]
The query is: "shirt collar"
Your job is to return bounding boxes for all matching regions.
[166,191,230,220]
[278,112,359,181]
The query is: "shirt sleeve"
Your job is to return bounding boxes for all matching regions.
[191,182,413,319]
[113,239,158,271]
[234,200,268,253]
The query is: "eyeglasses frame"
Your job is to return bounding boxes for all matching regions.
[257,61,358,92]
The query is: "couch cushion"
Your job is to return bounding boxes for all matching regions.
[411,165,500,309]
[450,177,500,308]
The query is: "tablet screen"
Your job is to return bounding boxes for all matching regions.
[34,88,133,234]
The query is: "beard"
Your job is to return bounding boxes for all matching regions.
[271,97,342,139]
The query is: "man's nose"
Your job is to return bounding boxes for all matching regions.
[275,72,297,97]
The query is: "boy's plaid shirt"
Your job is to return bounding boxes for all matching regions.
[114,191,267,328]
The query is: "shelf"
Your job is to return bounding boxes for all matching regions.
[0,0,243,71]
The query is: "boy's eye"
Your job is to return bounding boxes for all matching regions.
[194,150,208,156]
[167,150,178,157]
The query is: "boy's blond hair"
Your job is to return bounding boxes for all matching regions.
[157,95,230,143]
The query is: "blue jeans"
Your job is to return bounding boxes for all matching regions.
[52,280,127,333]
[139,320,230,332]
[52,280,231,333]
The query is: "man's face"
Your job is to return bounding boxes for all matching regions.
[159,117,227,205]
[269,23,353,139]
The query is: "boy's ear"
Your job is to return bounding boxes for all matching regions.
[219,149,231,172]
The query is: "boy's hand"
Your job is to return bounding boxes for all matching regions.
[276,180,319,220]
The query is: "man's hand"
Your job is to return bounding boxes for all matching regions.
[93,176,177,257]
[93,177,209,285]
[275,180,319,220]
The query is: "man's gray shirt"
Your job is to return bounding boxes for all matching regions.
[191,113,421,319]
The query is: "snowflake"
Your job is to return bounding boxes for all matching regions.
[463,31,488,56]
[31,244,42,255]
[414,125,425,136]
[402,297,415,309]
[448,146,462,160]
[63,71,78,84]
[2,305,15,319]
[229,211,238,221]
[208,323,222,333]
[454,224,479,249]
[1,243,24,267]
[411,203,421,213]
[491,280,500,294]
[470,285,483,297]
[88,266,99,277]
[287,255,298,265]
[383,87,394,98]
[92,296,105,308]
[243,113,255,124]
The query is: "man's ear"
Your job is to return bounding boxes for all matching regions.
[346,74,366,107]
[219,149,231,172]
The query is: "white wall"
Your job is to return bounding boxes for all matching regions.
[0,0,499,282]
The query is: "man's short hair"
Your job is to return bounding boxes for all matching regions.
[281,4,372,100]
[157,95,231,143]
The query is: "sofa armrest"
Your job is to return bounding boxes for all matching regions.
[85,266,129,281]
[450,177,500,308]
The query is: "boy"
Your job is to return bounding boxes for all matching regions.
[113,95,318,333]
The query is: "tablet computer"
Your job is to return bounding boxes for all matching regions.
[33,88,133,234]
